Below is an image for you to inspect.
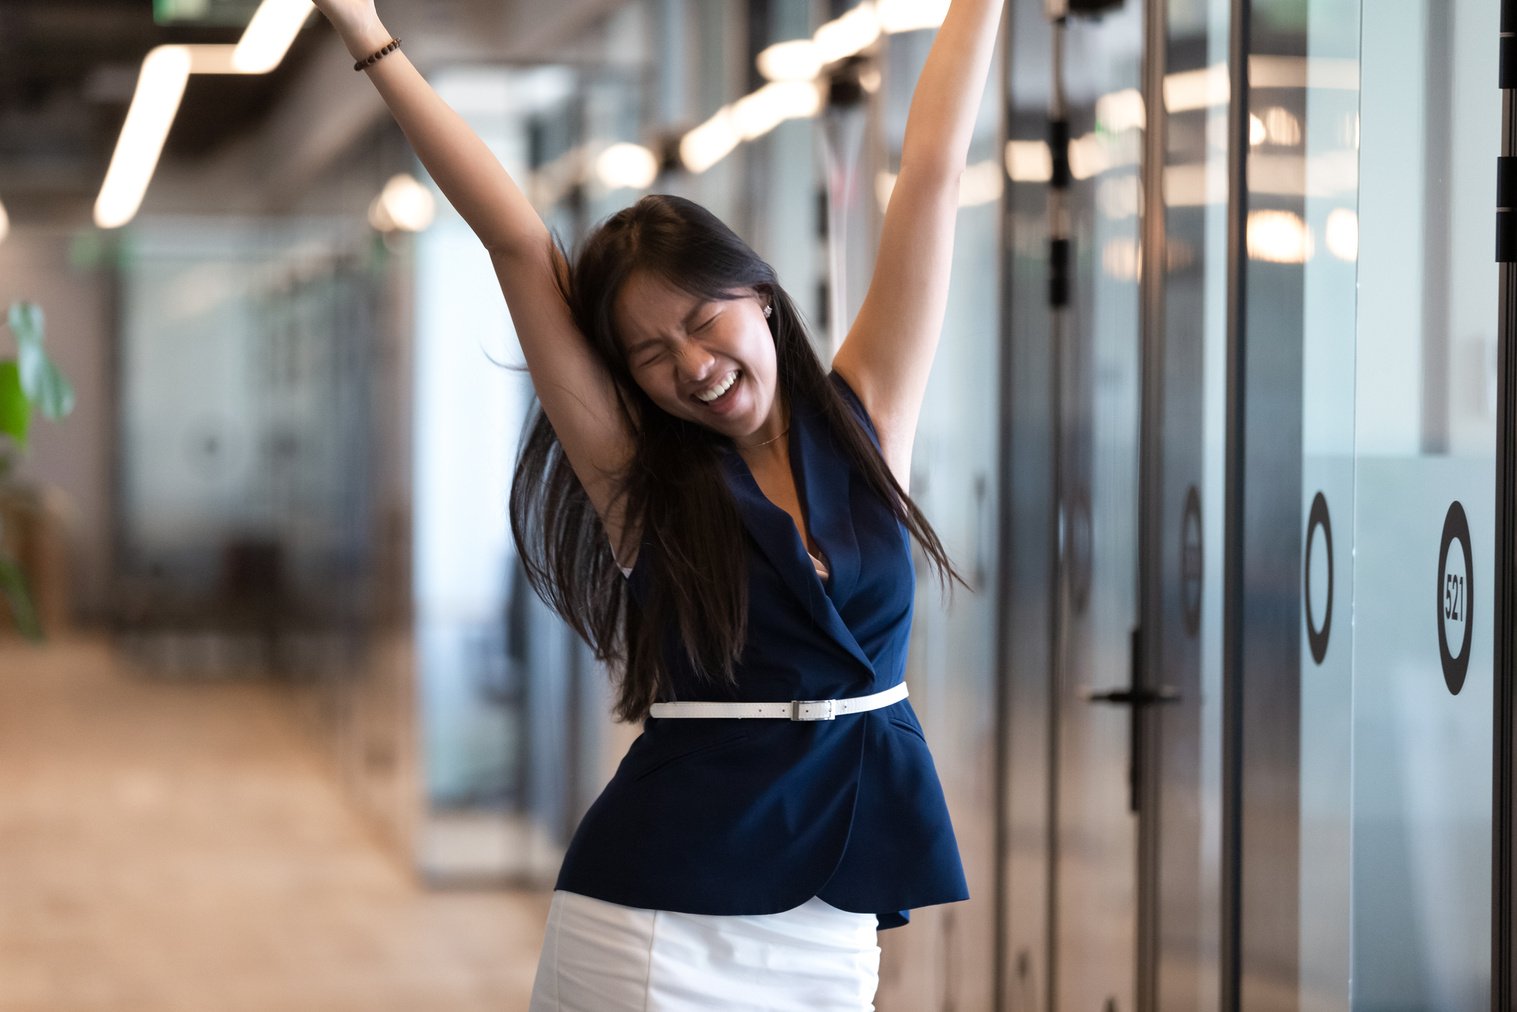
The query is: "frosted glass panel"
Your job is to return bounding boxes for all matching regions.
[1296,3,1361,1007]
[1351,0,1498,1006]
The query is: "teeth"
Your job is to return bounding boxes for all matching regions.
[695,370,739,403]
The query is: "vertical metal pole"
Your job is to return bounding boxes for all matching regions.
[1220,0,1250,1006]
[1136,0,1168,1004]
[1492,0,1516,996]
[1045,20,1069,1009]
[993,1,1017,1006]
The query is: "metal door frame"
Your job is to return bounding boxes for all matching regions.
[1493,0,1516,998]
[1219,0,1249,1007]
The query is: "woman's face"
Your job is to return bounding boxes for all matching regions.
[613,271,783,443]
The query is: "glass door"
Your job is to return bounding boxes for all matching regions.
[1145,0,1232,1007]
[1229,0,1502,1005]
[1047,5,1148,1010]
[1001,0,1152,1008]
[1349,0,1499,1005]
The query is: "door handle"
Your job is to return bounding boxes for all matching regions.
[1079,685,1181,706]
[1079,682,1179,814]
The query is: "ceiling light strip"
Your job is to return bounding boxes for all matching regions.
[690,0,947,175]
[94,45,192,230]
[94,0,311,230]
[233,0,315,74]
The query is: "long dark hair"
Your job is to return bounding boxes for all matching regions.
[509,194,962,723]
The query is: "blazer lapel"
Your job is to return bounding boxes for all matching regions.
[720,406,874,675]
[792,394,860,604]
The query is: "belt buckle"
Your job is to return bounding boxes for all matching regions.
[791,698,836,721]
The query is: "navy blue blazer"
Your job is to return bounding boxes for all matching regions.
[554,370,968,929]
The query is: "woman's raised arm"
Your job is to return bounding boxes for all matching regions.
[830,0,1005,487]
[315,0,637,551]
[318,1,546,255]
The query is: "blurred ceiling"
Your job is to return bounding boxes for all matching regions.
[0,0,325,206]
[0,0,624,221]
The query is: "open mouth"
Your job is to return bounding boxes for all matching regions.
[694,369,741,408]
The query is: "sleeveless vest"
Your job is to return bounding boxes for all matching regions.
[553,370,969,929]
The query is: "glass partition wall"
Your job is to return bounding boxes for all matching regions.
[1003,0,1513,1006]
[1349,0,1498,1005]
[1238,0,1501,1005]
[116,213,418,854]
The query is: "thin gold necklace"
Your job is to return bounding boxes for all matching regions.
[737,427,789,450]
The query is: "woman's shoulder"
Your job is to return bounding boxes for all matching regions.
[826,368,881,445]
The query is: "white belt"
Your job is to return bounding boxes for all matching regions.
[647,681,908,721]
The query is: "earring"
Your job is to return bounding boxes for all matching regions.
[763,304,772,318]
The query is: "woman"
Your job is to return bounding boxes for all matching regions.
[315,0,1003,1007]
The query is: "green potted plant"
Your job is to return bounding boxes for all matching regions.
[0,302,75,638]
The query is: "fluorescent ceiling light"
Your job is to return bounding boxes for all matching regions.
[757,39,822,83]
[760,0,942,84]
[731,82,821,140]
[233,0,315,74]
[1247,209,1314,264]
[1095,88,1145,133]
[186,44,251,75]
[814,4,881,65]
[94,45,193,230]
[1004,140,1052,183]
[685,0,952,175]
[1325,207,1358,262]
[595,143,659,191]
[680,111,741,175]
[680,80,821,174]
[1164,63,1230,113]
[369,173,436,232]
[94,2,312,229]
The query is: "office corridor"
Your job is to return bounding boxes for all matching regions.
[0,641,550,1011]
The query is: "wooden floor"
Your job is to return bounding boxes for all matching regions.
[0,639,552,1012]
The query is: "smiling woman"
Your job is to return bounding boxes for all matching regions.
[509,192,960,725]
[613,273,781,443]
[311,0,1002,1003]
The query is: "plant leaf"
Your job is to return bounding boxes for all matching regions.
[0,550,41,641]
[19,353,75,421]
[7,302,44,349]
[0,362,30,449]
[8,302,72,421]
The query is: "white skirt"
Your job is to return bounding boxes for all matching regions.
[528,890,881,1011]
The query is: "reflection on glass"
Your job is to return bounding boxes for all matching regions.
[1154,0,1232,1006]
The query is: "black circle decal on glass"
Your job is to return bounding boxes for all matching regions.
[1437,500,1474,695]
[1181,485,1203,637]
[1303,491,1333,665]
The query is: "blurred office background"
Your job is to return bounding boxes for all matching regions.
[1,0,1514,1009]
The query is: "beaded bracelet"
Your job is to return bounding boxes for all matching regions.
[354,37,401,71]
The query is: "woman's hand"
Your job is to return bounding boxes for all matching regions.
[310,0,388,56]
